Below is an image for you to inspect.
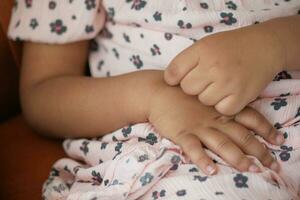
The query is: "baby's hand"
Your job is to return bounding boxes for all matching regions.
[148,84,284,175]
[164,26,285,115]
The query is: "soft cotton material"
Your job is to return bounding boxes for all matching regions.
[7,0,300,199]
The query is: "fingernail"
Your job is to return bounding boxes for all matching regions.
[206,165,216,175]
[276,134,285,145]
[249,164,259,173]
[270,161,280,172]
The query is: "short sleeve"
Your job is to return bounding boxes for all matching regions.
[7,0,105,44]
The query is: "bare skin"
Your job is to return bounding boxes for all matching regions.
[21,41,281,175]
[164,15,300,116]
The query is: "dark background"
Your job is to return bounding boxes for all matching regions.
[0,1,65,199]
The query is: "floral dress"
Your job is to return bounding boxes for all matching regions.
[8,0,300,199]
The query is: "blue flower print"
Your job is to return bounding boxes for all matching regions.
[220,12,237,25]
[204,25,214,33]
[152,189,166,199]
[189,167,199,172]
[73,166,82,174]
[79,140,89,155]
[91,170,103,185]
[85,0,96,10]
[85,25,94,33]
[126,0,147,10]
[273,71,292,81]
[233,173,248,188]
[271,98,287,111]
[130,55,143,69]
[138,154,149,162]
[123,33,131,43]
[150,44,161,56]
[279,151,290,161]
[140,172,154,186]
[200,2,209,9]
[145,133,158,145]
[295,107,300,117]
[50,168,59,176]
[153,11,162,21]
[53,183,66,193]
[112,48,119,59]
[279,145,293,162]
[30,18,38,29]
[171,155,181,165]
[107,7,115,21]
[101,142,108,150]
[122,125,132,137]
[49,1,56,9]
[90,39,99,52]
[225,1,237,10]
[280,145,293,151]
[274,122,282,129]
[193,175,208,182]
[170,164,178,171]
[25,0,32,8]
[176,189,186,196]
[164,33,173,40]
[283,132,288,139]
[115,142,123,152]
[50,19,67,35]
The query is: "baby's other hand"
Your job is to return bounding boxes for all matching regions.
[148,84,284,175]
[164,26,285,116]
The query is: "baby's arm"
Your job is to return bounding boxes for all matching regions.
[21,41,163,138]
[263,15,300,70]
[21,41,280,173]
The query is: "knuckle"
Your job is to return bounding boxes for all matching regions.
[198,94,214,106]
[264,126,275,140]
[214,115,233,124]
[237,106,254,119]
[194,153,208,164]
[175,131,197,147]
[253,115,266,129]
[180,79,193,94]
[215,138,232,152]
[215,97,239,116]
[165,62,181,81]
[259,149,273,165]
[175,129,191,139]
[234,156,250,171]
[239,132,255,148]
[252,115,273,138]
[174,130,190,143]
[215,104,234,116]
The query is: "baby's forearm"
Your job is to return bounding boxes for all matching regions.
[22,70,164,138]
[261,15,300,70]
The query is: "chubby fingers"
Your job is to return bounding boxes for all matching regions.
[164,45,199,86]
[175,133,217,175]
[218,121,279,172]
[198,128,257,172]
[235,107,285,146]
[178,66,250,116]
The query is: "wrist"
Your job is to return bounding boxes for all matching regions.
[133,70,166,122]
[257,18,288,72]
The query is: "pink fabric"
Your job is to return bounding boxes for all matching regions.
[7,0,300,78]
[7,1,300,199]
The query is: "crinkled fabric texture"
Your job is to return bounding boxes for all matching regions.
[7,0,300,199]
[42,73,300,200]
[8,0,300,77]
